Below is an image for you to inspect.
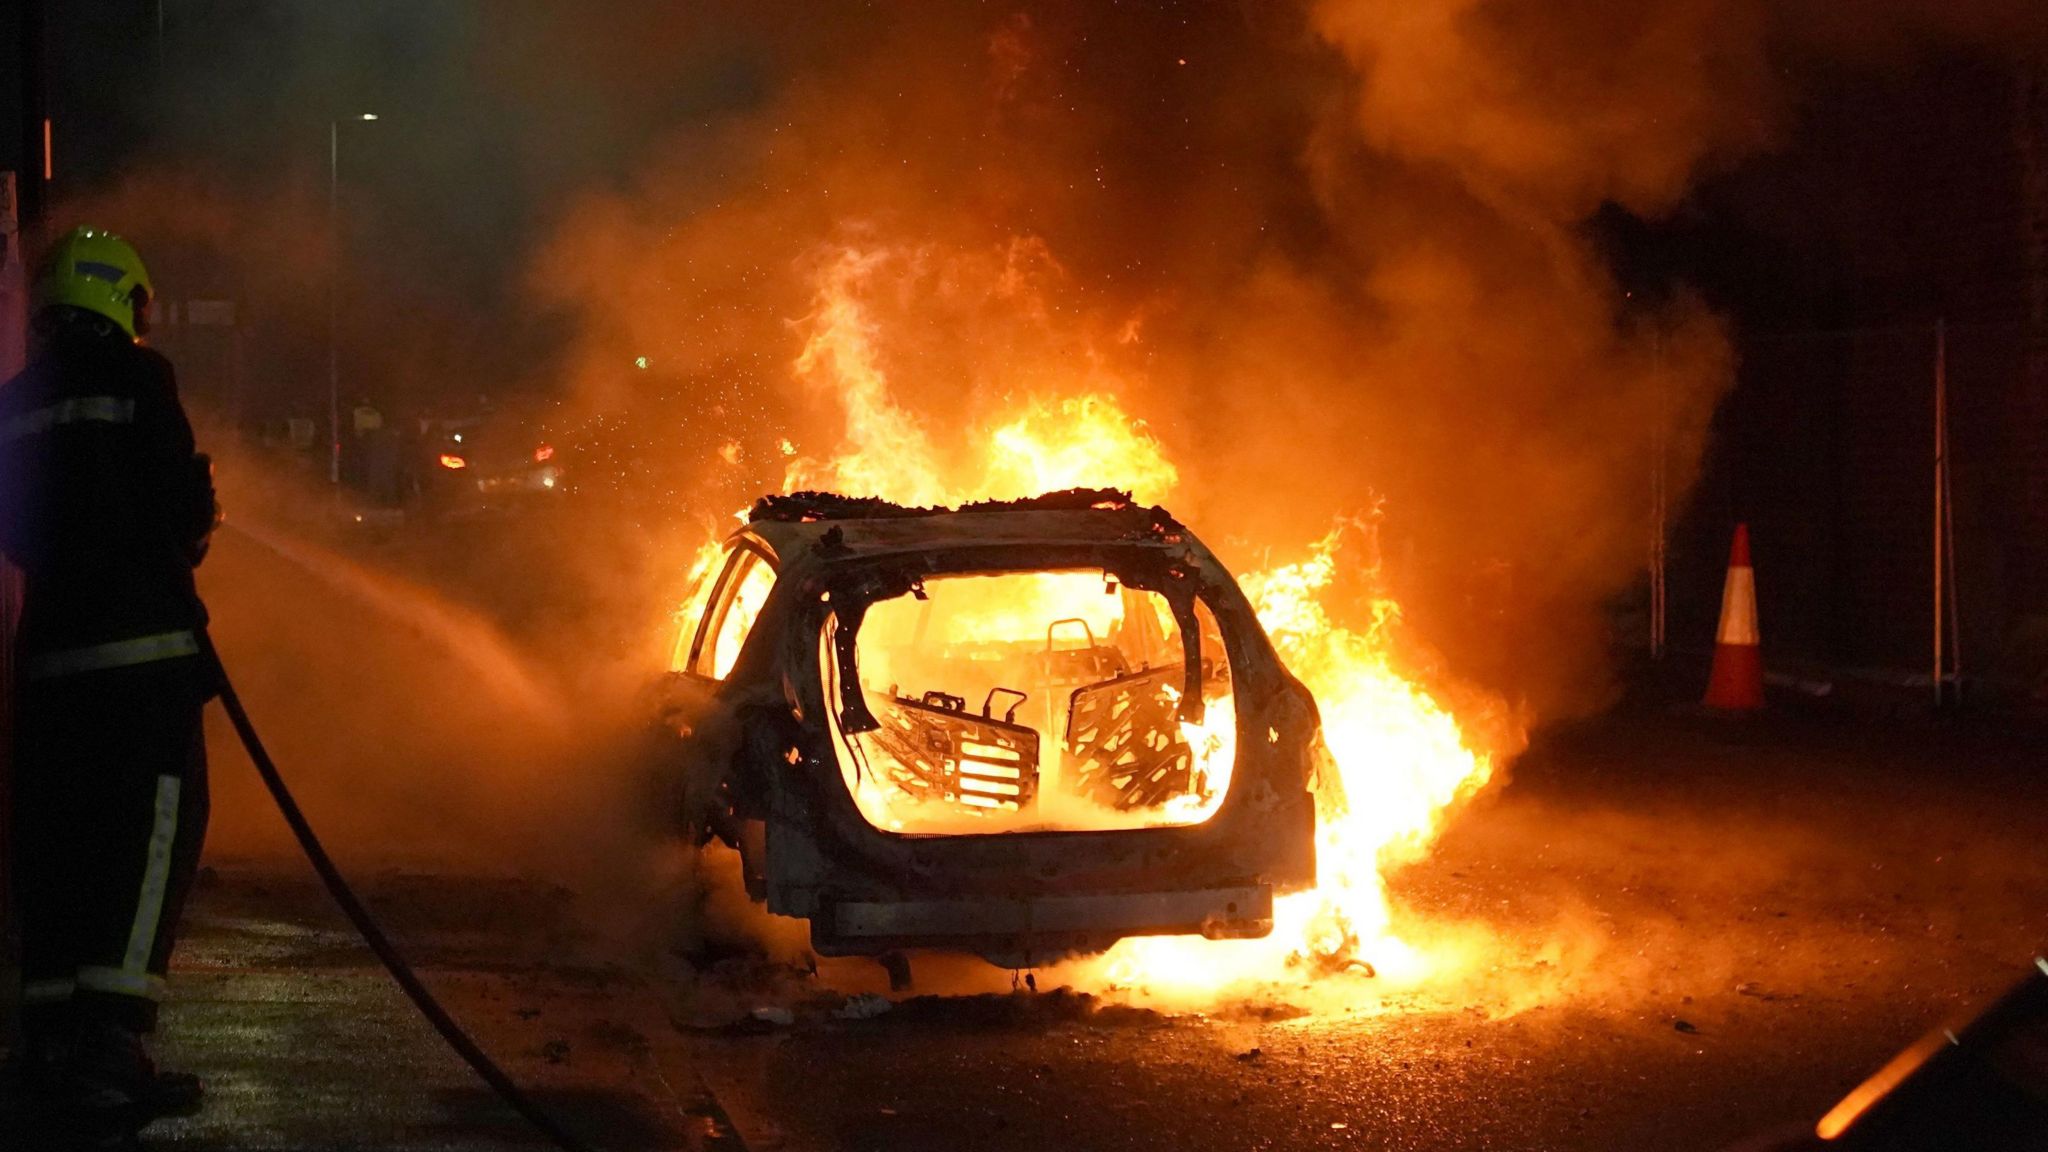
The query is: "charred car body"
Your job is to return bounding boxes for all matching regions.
[655,489,1321,966]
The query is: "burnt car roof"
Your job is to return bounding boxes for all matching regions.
[749,487,1156,522]
[740,488,1197,566]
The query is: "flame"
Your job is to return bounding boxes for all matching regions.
[1085,528,1498,1003]
[684,242,1512,1006]
[985,395,1177,504]
[670,537,732,672]
[785,247,1179,506]
[787,247,950,505]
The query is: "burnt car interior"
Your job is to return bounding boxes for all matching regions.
[660,491,1320,959]
[821,570,1239,836]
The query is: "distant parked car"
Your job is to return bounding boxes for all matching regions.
[420,413,566,515]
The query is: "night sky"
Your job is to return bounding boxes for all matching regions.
[7,5,2032,377]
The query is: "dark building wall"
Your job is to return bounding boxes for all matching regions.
[2019,64,2048,624]
[1672,58,2040,682]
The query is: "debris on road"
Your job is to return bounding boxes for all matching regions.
[879,987,1165,1029]
[835,993,894,1020]
[1736,982,1798,1002]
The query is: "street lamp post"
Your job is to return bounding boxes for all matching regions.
[328,113,378,485]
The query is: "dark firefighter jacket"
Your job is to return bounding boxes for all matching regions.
[0,321,216,678]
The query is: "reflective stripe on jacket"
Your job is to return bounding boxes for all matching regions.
[26,630,202,680]
[0,395,138,443]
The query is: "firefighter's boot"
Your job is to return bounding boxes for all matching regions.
[37,1017,204,1127]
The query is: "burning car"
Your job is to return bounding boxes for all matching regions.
[655,488,1322,967]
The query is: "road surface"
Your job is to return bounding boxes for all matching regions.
[131,705,2047,1151]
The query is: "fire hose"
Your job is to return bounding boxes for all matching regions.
[203,635,599,1152]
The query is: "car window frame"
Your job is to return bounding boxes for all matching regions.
[686,541,780,681]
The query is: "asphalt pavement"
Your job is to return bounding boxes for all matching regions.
[119,704,2048,1151]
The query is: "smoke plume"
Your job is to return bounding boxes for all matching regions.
[534,1,1740,720]
[32,1,2048,899]
[535,0,2045,718]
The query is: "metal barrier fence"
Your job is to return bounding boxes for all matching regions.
[1659,319,2048,705]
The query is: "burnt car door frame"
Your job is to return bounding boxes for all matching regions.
[665,536,784,891]
[682,538,781,680]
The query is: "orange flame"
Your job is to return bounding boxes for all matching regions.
[687,241,1514,1006]
[1083,527,1500,1004]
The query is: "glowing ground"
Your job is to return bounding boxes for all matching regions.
[127,703,2048,1152]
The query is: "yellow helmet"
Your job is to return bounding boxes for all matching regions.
[33,226,155,339]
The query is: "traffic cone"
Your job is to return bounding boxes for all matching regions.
[1703,524,1764,711]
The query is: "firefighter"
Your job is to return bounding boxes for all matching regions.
[0,227,218,1142]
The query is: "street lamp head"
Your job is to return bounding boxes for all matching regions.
[358,113,380,121]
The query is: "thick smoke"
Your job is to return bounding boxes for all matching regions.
[537,1,2047,718]
[535,1,1739,720]
[1287,0,2044,706]
[30,2,2047,929]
